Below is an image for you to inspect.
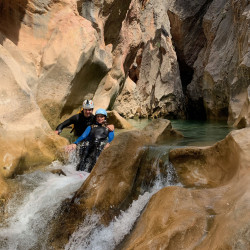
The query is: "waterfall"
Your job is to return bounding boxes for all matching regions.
[0,146,179,250]
[0,160,89,250]
[66,148,180,250]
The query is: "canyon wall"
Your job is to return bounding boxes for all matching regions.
[0,0,249,247]
[0,0,249,198]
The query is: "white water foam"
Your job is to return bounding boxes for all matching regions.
[0,160,89,250]
[66,163,180,250]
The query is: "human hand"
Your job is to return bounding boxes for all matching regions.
[65,144,77,152]
[104,143,110,150]
[54,130,60,135]
[107,124,114,132]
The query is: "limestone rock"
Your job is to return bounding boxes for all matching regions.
[233,85,250,128]
[49,119,181,248]
[122,127,250,249]
[93,0,141,111]
[121,186,208,250]
[82,0,185,119]
[168,0,209,68]
[50,169,67,176]
[187,0,250,122]
[113,1,185,119]
[0,175,8,199]
[169,127,250,188]
[107,110,133,129]
[0,44,68,179]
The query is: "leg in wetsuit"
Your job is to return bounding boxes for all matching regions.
[76,141,90,171]
[76,139,106,172]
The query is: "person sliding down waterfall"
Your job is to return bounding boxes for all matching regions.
[65,109,114,173]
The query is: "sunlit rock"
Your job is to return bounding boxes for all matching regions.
[107,110,133,129]
[122,127,250,249]
[49,119,181,248]
[121,186,208,250]
[0,0,113,129]
[113,1,185,119]
[0,44,68,179]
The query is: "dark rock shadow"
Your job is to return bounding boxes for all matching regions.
[60,58,110,117]
[103,0,132,51]
[0,0,29,45]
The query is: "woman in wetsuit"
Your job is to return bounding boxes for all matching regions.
[66,109,114,172]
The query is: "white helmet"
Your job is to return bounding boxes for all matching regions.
[83,100,94,109]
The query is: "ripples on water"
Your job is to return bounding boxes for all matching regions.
[170,120,233,146]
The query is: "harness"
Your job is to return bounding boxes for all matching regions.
[89,124,109,141]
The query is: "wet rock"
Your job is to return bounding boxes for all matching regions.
[120,186,208,250]
[0,175,8,199]
[49,119,181,248]
[121,127,250,249]
[50,169,67,176]
[169,128,250,188]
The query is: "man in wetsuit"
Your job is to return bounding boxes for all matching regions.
[65,109,114,172]
[55,100,95,137]
[55,100,114,137]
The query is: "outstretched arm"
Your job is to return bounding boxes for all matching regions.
[65,126,91,152]
[108,131,114,143]
[104,130,115,150]
[55,115,77,134]
[73,126,91,144]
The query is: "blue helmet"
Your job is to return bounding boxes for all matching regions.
[95,108,107,117]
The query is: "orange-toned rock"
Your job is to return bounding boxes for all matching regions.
[122,128,250,250]
[121,186,208,250]
[0,175,8,199]
[107,110,133,129]
[49,119,181,248]
[0,43,68,179]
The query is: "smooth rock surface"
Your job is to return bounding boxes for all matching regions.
[122,127,250,249]
[49,119,181,248]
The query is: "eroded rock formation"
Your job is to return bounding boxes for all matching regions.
[0,43,68,198]
[0,0,249,246]
[121,127,250,249]
[186,0,250,123]
[49,119,182,248]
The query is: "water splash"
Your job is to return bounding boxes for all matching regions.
[0,160,89,250]
[66,162,180,250]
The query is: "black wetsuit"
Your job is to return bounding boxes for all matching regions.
[76,124,111,172]
[56,113,95,137]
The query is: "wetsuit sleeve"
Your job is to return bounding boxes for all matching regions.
[108,131,114,143]
[74,126,91,144]
[56,115,78,134]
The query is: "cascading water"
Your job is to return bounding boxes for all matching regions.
[65,145,180,250]
[0,145,179,250]
[0,121,232,250]
[0,154,89,250]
